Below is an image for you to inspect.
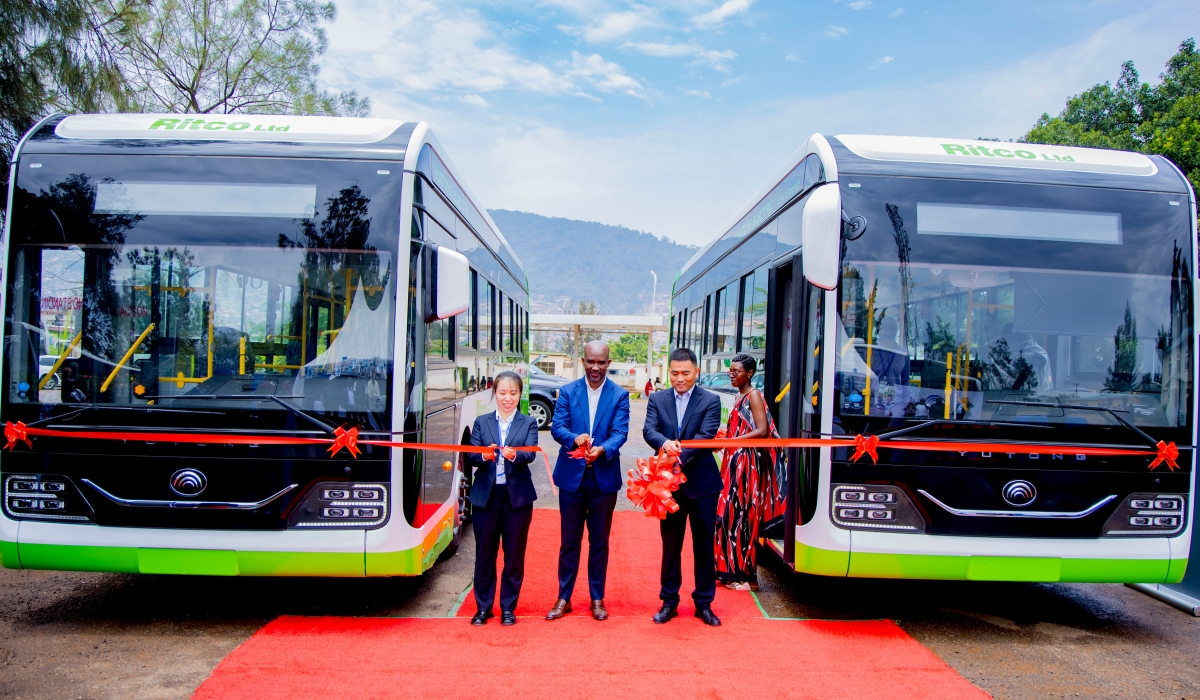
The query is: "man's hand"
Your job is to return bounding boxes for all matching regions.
[586,445,604,463]
[501,446,517,461]
[574,434,592,447]
[663,440,682,457]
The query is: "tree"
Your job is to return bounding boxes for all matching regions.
[100,0,368,115]
[610,333,649,363]
[1022,39,1200,205]
[0,0,132,206]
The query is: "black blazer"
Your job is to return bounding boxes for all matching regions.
[466,411,539,510]
[643,385,723,499]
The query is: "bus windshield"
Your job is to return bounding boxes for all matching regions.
[5,155,400,431]
[834,175,1194,438]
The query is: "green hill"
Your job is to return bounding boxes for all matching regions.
[488,209,697,315]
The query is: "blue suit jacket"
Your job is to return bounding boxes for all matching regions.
[643,385,723,499]
[466,411,539,510]
[551,378,630,494]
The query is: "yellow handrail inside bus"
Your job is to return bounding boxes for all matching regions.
[775,382,790,404]
[39,332,82,390]
[101,323,155,393]
[943,352,952,419]
[239,336,247,375]
[863,285,876,416]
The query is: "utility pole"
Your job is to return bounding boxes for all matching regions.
[649,271,657,383]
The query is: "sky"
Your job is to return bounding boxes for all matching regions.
[319,0,1200,247]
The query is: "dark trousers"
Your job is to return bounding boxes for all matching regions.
[472,487,533,613]
[659,490,718,608]
[557,468,619,601]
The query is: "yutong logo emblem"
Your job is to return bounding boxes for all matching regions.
[170,469,208,497]
[1001,480,1037,507]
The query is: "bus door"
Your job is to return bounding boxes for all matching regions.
[768,255,800,563]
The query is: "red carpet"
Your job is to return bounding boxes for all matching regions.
[194,511,988,699]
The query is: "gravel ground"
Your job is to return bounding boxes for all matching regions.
[2,396,1198,698]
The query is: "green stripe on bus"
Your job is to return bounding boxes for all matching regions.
[366,547,423,576]
[793,540,1179,583]
[1,540,21,569]
[1165,558,1189,584]
[848,551,1172,583]
[795,541,849,576]
[17,543,367,577]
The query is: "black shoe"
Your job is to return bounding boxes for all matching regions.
[471,610,494,626]
[652,603,678,624]
[695,608,721,627]
[501,610,517,626]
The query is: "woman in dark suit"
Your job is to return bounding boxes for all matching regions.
[466,370,539,626]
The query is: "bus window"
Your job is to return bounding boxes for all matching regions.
[713,282,737,354]
[740,265,768,350]
[461,270,476,350]
[478,280,493,351]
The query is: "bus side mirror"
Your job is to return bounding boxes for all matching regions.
[426,246,470,321]
[801,182,841,290]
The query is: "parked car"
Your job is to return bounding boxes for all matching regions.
[38,355,61,390]
[528,364,570,430]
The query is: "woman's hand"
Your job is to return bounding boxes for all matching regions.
[501,446,518,461]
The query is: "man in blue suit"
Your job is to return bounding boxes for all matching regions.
[546,340,630,622]
[643,347,724,627]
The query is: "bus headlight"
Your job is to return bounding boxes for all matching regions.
[1102,493,1186,537]
[831,484,925,533]
[3,474,93,523]
[288,481,389,529]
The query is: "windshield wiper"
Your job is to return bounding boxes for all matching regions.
[877,418,1051,441]
[143,393,337,435]
[986,400,1159,448]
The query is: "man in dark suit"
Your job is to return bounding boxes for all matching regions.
[546,340,630,622]
[643,347,723,627]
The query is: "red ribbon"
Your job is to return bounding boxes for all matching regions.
[4,421,32,452]
[850,434,880,464]
[1149,440,1180,471]
[682,435,1189,472]
[566,437,592,461]
[327,426,361,459]
[626,452,687,519]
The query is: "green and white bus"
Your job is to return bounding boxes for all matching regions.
[671,134,1195,584]
[0,113,528,576]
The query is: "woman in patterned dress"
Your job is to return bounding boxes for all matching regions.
[715,354,787,590]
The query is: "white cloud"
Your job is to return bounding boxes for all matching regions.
[889,7,904,17]
[825,24,849,38]
[685,89,712,98]
[847,0,873,9]
[565,51,647,98]
[623,40,737,72]
[866,55,894,69]
[459,94,489,106]
[693,0,755,28]
[784,53,803,63]
[563,8,657,43]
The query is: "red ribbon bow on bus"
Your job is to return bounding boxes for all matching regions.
[850,434,880,464]
[1149,440,1180,471]
[327,426,361,458]
[626,452,687,519]
[3,421,32,452]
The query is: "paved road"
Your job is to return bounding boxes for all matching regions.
[1,397,1198,698]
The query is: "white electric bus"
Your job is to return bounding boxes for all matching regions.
[0,113,528,576]
[672,134,1196,583]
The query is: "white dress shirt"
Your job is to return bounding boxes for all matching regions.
[495,409,515,485]
[586,380,604,435]
[674,385,695,432]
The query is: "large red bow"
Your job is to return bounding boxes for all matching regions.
[1148,440,1180,471]
[327,426,361,458]
[4,421,31,452]
[626,452,687,519]
[851,434,880,464]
